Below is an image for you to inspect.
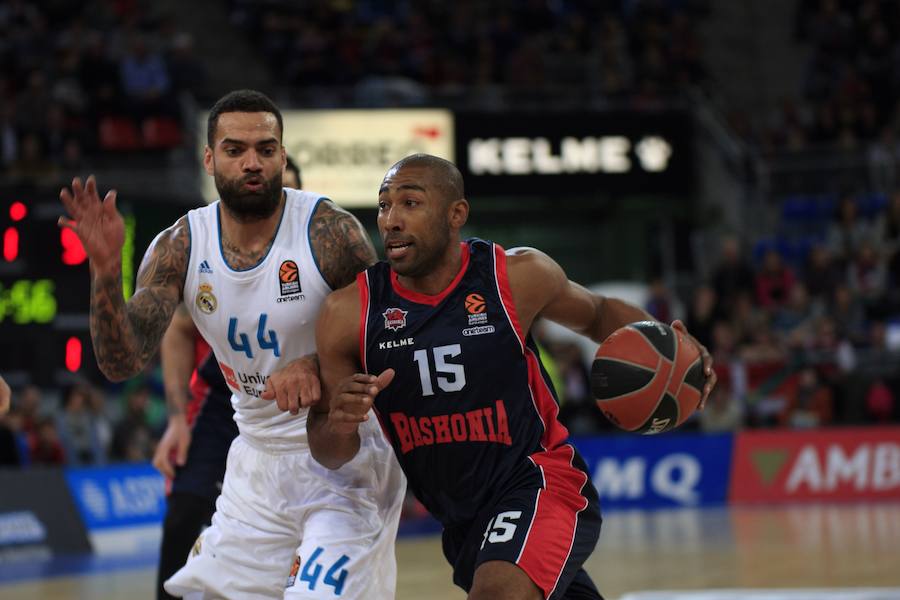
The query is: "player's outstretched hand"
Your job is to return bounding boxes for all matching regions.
[329,370,394,435]
[152,414,191,479]
[671,319,716,409]
[58,176,125,272]
[262,355,321,415]
[0,375,10,416]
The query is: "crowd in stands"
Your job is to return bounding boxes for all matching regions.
[227,0,709,108]
[738,0,900,162]
[0,0,206,183]
[550,189,900,435]
[0,372,164,467]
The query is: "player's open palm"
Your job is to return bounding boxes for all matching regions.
[330,370,394,435]
[58,176,125,271]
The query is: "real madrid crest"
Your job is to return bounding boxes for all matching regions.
[195,283,217,314]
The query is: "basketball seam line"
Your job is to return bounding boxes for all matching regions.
[629,324,676,361]
[595,356,659,372]
[596,358,666,402]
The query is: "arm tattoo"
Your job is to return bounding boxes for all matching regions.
[91,217,189,381]
[309,201,377,289]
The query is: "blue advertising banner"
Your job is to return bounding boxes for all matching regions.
[0,468,92,558]
[571,432,733,509]
[64,464,166,530]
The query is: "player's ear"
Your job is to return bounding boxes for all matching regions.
[448,198,469,229]
[203,146,214,176]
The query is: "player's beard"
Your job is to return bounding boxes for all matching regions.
[215,170,283,222]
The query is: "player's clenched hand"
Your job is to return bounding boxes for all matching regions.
[671,319,717,409]
[152,414,191,479]
[262,355,321,415]
[329,370,394,435]
[58,176,125,273]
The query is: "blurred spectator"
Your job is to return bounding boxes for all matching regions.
[111,385,155,462]
[782,367,833,428]
[553,341,609,435]
[17,385,42,441]
[685,284,717,351]
[829,284,868,345]
[755,248,796,310]
[698,380,743,432]
[56,383,105,465]
[803,244,843,306]
[644,277,674,323]
[711,235,755,318]
[772,283,818,344]
[873,191,900,258]
[865,379,895,423]
[846,240,887,305]
[119,35,175,121]
[166,32,208,99]
[827,194,870,265]
[30,417,65,465]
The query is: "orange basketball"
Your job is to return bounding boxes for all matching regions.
[279,260,298,282]
[591,321,705,434]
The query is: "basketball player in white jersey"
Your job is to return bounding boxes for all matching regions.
[58,89,404,599]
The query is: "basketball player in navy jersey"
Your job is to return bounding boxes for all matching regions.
[152,157,303,600]
[59,90,404,599]
[308,154,716,600]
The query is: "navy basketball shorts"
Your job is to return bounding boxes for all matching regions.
[441,445,603,599]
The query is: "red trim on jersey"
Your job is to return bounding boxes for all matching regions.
[517,445,589,599]
[492,244,525,352]
[525,347,570,450]
[357,271,370,373]
[186,337,213,427]
[390,243,470,306]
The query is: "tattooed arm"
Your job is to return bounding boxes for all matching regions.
[91,218,188,381]
[308,200,378,289]
[60,176,188,381]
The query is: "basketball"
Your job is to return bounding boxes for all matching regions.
[590,321,705,434]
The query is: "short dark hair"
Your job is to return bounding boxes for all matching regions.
[285,154,302,188]
[207,89,283,147]
[390,154,464,204]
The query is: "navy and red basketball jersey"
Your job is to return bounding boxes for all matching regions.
[359,238,580,526]
[169,334,238,499]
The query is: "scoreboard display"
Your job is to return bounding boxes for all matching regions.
[0,189,137,385]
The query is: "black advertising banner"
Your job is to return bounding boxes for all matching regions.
[454,110,693,196]
[0,468,92,560]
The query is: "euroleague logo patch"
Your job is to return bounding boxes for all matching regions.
[465,292,488,325]
[278,260,303,302]
[383,307,408,331]
[285,554,300,588]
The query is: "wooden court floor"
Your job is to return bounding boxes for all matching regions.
[2,503,899,599]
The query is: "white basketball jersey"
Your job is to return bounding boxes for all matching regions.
[184,188,332,450]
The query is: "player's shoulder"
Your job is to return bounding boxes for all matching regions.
[150,214,191,254]
[504,246,564,280]
[322,276,361,318]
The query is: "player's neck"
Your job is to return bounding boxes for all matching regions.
[219,192,286,253]
[397,241,464,296]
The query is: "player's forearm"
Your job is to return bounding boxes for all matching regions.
[90,266,170,381]
[161,342,194,418]
[592,296,655,343]
[307,410,361,469]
